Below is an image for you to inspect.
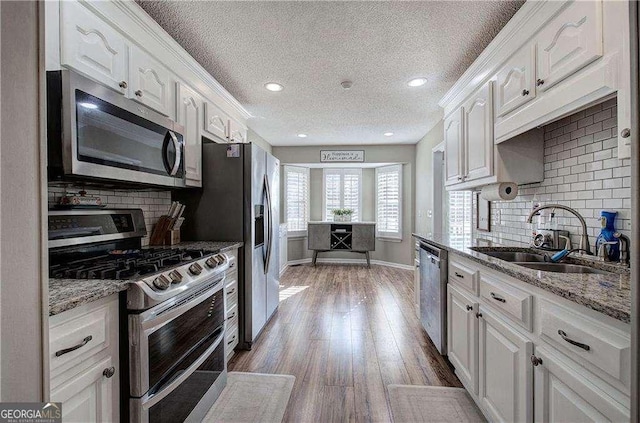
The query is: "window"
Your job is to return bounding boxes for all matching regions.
[375,165,402,239]
[323,168,362,221]
[446,190,472,246]
[284,166,310,236]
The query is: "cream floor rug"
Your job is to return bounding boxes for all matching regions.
[388,385,485,423]
[203,372,295,423]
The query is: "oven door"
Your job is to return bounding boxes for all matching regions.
[62,71,186,188]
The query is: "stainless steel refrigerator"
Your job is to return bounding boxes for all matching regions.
[176,141,280,349]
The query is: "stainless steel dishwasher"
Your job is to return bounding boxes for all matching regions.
[419,241,448,355]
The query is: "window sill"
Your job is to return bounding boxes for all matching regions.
[376,237,403,243]
[287,232,308,240]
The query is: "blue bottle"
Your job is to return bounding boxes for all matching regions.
[595,211,619,261]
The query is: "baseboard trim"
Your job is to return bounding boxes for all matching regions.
[279,264,288,276]
[286,258,413,271]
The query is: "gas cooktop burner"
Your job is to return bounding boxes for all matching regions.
[49,248,207,280]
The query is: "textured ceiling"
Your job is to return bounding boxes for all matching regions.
[137,1,524,146]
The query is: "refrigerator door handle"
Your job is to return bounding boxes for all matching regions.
[263,174,273,274]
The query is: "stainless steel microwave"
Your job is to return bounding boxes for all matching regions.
[47,70,186,188]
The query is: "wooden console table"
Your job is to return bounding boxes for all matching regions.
[307,222,376,267]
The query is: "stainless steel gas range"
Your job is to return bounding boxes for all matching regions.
[49,209,229,423]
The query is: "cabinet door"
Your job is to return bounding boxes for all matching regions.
[59,1,127,93]
[536,1,603,92]
[128,45,171,116]
[533,347,628,423]
[308,224,330,250]
[177,82,203,187]
[464,82,493,182]
[229,118,248,144]
[444,108,464,186]
[352,224,375,251]
[478,308,533,423]
[51,357,117,423]
[447,284,478,394]
[495,45,536,117]
[203,101,230,142]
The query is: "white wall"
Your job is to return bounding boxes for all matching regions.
[247,128,272,154]
[273,145,416,266]
[415,120,444,236]
[1,0,44,400]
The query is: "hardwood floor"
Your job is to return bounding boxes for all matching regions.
[228,264,461,422]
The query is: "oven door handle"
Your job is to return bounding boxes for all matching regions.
[137,275,225,331]
[137,331,225,410]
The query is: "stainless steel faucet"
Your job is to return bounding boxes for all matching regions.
[526,204,593,255]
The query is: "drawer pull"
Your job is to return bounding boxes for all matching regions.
[454,272,464,279]
[227,311,236,320]
[465,305,473,311]
[103,366,116,378]
[227,336,237,346]
[490,292,506,303]
[227,288,236,296]
[55,335,93,357]
[558,330,590,351]
[475,312,483,319]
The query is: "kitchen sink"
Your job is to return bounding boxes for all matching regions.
[514,262,612,275]
[481,251,547,262]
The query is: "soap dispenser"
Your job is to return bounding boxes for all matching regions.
[595,210,619,261]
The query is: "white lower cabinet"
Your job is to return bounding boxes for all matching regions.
[478,308,532,423]
[49,295,119,423]
[447,284,478,394]
[447,255,630,423]
[533,346,629,423]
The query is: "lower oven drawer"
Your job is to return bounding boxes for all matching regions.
[132,333,226,423]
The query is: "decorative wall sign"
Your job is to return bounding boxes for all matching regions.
[476,192,491,232]
[320,150,365,162]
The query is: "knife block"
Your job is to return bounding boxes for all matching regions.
[165,229,181,246]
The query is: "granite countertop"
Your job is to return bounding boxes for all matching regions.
[49,240,243,316]
[413,233,631,323]
[308,221,376,225]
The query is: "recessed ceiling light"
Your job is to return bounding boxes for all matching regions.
[407,77,428,87]
[264,82,284,92]
[297,133,308,138]
[384,132,394,137]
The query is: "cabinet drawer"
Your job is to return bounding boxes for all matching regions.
[226,325,239,356]
[480,275,532,331]
[538,299,630,390]
[50,298,117,378]
[449,260,479,295]
[226,302,238,321]
[225,279,238,309]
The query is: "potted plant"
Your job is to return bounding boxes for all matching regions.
[332,208,354,222]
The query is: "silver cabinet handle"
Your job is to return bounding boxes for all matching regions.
[103,366,116,378]
[558,330,590,351]
[490,292,506,303]
[531,355,543,366]
[135,90,143,97]
[55,335,93,357]
[119,81,128,89]
[621,128,631,138]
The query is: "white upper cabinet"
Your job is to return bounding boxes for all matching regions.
[535,0,603,92]
[444,108,464,186]
[495,45,536,117]
[177,82,203,187]
[464,82,493,182]
[203,102,230,142]
[59,1,127,93]
[128,45,171,116]
[229,118,248,144]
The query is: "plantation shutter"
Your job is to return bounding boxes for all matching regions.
[323,168,362,222]
[375,165,402,239]
[284,165,310,235]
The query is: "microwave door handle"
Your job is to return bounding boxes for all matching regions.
[264,174,273,274]
[168,131,181,176]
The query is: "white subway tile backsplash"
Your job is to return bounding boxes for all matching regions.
[474,103,629,251]
[48,186,172,246]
